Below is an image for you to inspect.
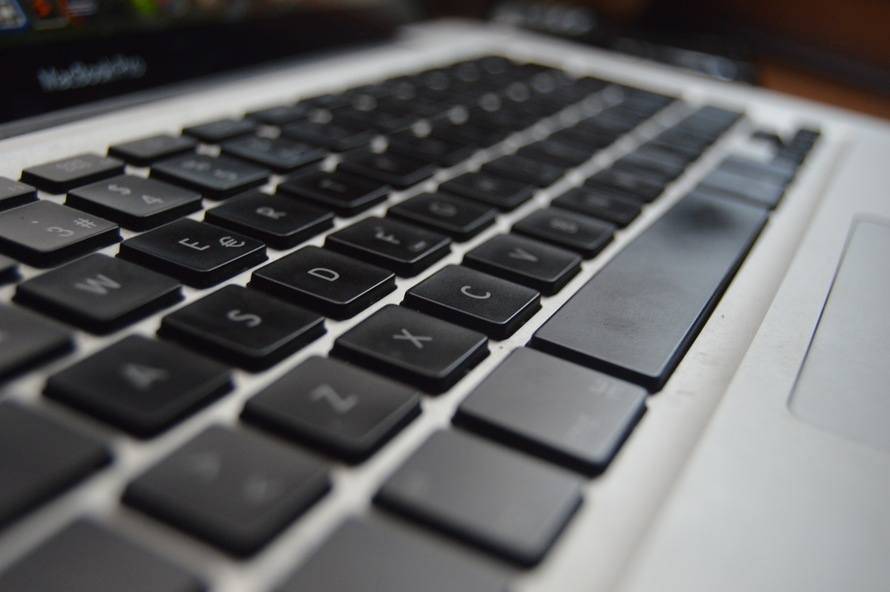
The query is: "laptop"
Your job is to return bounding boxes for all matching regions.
[0,2,887,591]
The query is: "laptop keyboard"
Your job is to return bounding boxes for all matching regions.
[0,54,819,589]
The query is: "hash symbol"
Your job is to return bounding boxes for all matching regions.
[73,218,97,229]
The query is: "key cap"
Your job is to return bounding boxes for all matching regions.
[440,171,535,211]
[251,246,395,319]
[616,147,688,181]
[159,285,325,371]
[550,127,616,152]
[204,190,333,249]
[463,234,581,295]
[0,201,120,267]
[67,174,203,230]
[118,218,266,288]
[124,425,330,556]
[719,154,796,186]
[221,135,325,173]
[246,104,310,126]
[243,356,420,462]
[513,207,614,257]
[585,166,666,203]
[0,304,72,381]
[0,254,18,284]
[109,134,197,167]
[15,253,182,335]
[277,169,390,216]
[552,186,641,227]
[0,404,109,527]
[388,192,496,240]
[532,192,768,389]
[0,520,203,592]
[432,122,508,148]
[698,167,786,209]
[21,153,125,194]
[0,176,37,210]
[387,133,476,166]
[375,430,582,566]
[283,118,375,152]
[482,154,564,187]
[518,138,592,168]
[456,348,646,474]
[45,334,231,437]
[183,118,257,143]
[332,304,488,393]
[152,153,268,199]
[404,265,540,339]
[339,151,436,188]
[276,517,506,592]
[326,216,450,277]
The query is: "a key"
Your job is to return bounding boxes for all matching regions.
[276,518,506,592]
[246,104,310,126]
[204,190,333,249]
[282,118,375,152]
[518,138,592,168]
[463,233,581,295]
[0,201,120,267]
[375,430,582,566]
[456,348,646,474]
[0,304,72,381]
[159,285,325,371]
[532,192,768,390]
[45,334,231,437]
[15,253,182,335]
[513,207,614,257]
[277,169,390,216]
[388,192,496,240]
[108,134,197,167]
[243,356,420,462]
[0,520,203,592]
[67,174,203,230]
[404,265,540,339]
[123,425,330,556]
[0,404,109,527]
[333,304,487,393]
[552,186,642,227]
[325,216,451,277]
[251,246,395,319]
[152,153,269,199]
[21,153,124,194]
[221,135,326,173]
[0,254,18,284]
[698,167,786,209]
[482,154,564,187]
[387,133,476,166]
[338,151,436,188]
[439,171,535,211]
[585,165,666,203]
[0,176,37,210]
[183,118,258,143]
[118,218,267,288]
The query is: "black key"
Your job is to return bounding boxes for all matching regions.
[550,127,616,152]
[0,254,18,284]
[243,356,420,462]
[0,404,109,527]
[719,154,796,186]
[338,108,415,134]
[45,335,231,437]
[375,430,582,566]
[277,517,506,592]
[455,348,647,474]
[21,153,124,194]
[552,186,641,227]
[283,118,375,152]
[118,219,266,288]
[532,192,768,390]
[332,304,488,394]
[124,425,330,556]
[0,304,71,381]
[0,520,203,592]
[440,171,535,211]
[183,118,257,143]
[585,166,666,203]
[339,151,436,188]
[404,265,540,339]
[388,192,496,240]
[246,104,310,126]
[15,254,182,335]
[251,246,395,319]
[159,285,325,371]
[205,190,333,249]
[0,176,37,210]
[463,234,580,295]
[432,122,508,148]
[0,201,120,267]
[221,136,325,173]
[152,154,269,200]
[513,208,614,257]
[326,216,450,277]
[698,167,786,209]
[482,154,564,187]
[277,169,390,217]
[387,133,475,166]
[109,134,197,167]
[519,138,592,168]
[616,147,688,180]
[67,174,203,230]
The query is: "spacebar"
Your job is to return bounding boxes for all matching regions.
[531,192,769,390]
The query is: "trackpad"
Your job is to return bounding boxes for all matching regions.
[790,218,890,451]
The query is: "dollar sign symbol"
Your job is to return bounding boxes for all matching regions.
[107,184,132,196]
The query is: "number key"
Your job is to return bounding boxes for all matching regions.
[152,154,268,199]
[108,134,197,167]
[21,154,124,194]
[0,177,37,211]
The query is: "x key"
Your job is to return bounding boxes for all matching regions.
[392,328,433,349]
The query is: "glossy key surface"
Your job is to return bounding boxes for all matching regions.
[278,169,390,216]
[152,154,268,199]
[0,177,37,210]
[388,192,496,240]
[21,154,124,194]
[513,208,614,257]
[0,304,72,381]
[109,134,197,167]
